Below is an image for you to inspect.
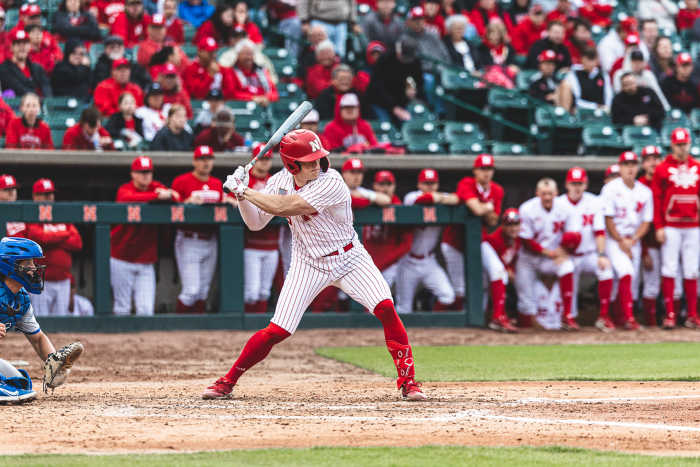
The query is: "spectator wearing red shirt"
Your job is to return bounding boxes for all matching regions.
[423,0,446,36]
[677,0,700,31]
[110,156,181,316]
[304,39,339,100]
[89,0,125,27]
[193,4,240,47]
[193,108,244,151]
[229,39,278,105]
[5,93,53,150]
[233,1,263,44]
[23,178,83,317]
[546,0,573,26]
[0,96,16,136]
[565,18,595,65]
[9,3,43,34]
[511,4,546,55]
[110,0,150,48]
[322,93,378,152]
[578,0,613,28]
[62,107,115,150]
[469,0,514,38]
[162,0,184,44]
[94,58,145,116]
[26,24,62,75]
[156,62,193,118]
[137,14,189,71]
[0,29,52,98]
[0,7,9,62]
[183,36,236,99]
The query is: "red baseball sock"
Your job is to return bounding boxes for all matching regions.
[374,299,409,345]
[559,273,574,318]
[490,280,506,321]
[684,279,698,319]
[642,298,656,325]
[674,299,682,317]
[224,323,290,385]
[618,275,633,321]
[661,277,675,318]
[598,279,613,319]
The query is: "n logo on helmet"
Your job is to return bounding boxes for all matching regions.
[309,136,322,153]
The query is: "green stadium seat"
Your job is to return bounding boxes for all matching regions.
[488,88,532,143]
[6,9,19,29]
[264,47,297,78]
[184,23,196,43]
[405,138,444,154]
[582,124,626,155]
[401,120,441,141]
[664,108,690,127]
[443,121,485,143]
[369,120,401,144]
[407,102,436,121]
[535,106,582,155]
[488,88,530,110]
[44,96,82,112]
[51,130,64,149]
[691,108,700,130]
[181,44,198,60]
[492,142,529,156]
[46,111,79,130]
[0,137,4,149]
[279,82,305,99]
[448,140,488,154]
[440,68,480,91]
[271,99,301,118]
[4,97,21,113]
[89,43,104,65]
[234,114,267,132]
[578,107,612,125]
[621,126,659,147]
[515,70,538,91]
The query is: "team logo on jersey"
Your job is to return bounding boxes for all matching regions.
[636,201,645,213]
[582,214,593,226]
[552,221,565,233]
[668,165,699,189]
[4,302,20,317]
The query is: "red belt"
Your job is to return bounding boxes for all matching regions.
[181,231,214,240]
[410,252,429,259]
[324,242,354,257]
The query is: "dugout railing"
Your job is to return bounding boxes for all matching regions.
[0,202,483,332]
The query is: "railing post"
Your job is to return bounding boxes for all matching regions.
[218,224,243,314]
[464,216,484,327]
[94,224,111,315]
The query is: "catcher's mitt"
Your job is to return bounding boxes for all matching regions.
[43,342,84,393]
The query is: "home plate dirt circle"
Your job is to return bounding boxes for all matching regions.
[3,329,700,456]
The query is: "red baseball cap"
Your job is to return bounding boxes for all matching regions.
[194,145,215,159]
[112,58,130,70]
[131,155,153,172]
[374,170,395,184]
[624,33,640,46]
[538,49,557,63]
[408,6,425,19]
[473,153,495,169]
[418,168,438,183]
[618,151,638,163]
[149,13,165,26]
[641,145,662,158]
[676,52,693,66]
[671,127,691,145]
[502,208,520,225]
[10,29,29,43]
[197,36,218,52]
[252,142,273,159]
[566,166,588,183]
[342,158,364,172]
[20,3,41,16]
[159,63,178,76]
[605,164,620,178]
[33,178,55,194]
[620,17,637,32]
[0,174,17,190]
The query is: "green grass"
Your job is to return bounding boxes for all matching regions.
[316,343,700,381]
[5,446,700,466]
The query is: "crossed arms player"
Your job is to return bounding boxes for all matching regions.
[202,129,427,401]
[0,237,83,402]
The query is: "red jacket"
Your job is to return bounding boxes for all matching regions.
[163,86,193,118]
[110,180,176,264]
[94,77,144,116]
[166,16,185,44]
[24,223,82,281]
[5,117,54,149]
[92,0,124,26]
[484,226,521,272]
[322,98,378,152]
[0,97,15,136]
[137,39,189,72]
[424,13,445,37]
[237,20,263,44]
[28,32,63,74]
[511,17,546,55]
[362,195,413,271]
[244,172,279,250]
[652,155,700,229]
[182,60,236,100]
[469,6,514,38]
[677,9,700,31]
[578,1,613,28]
[62,123,115,150]
[442,177,504,250]
[229,65,278,102]
[110,11,150,48]
[565,38,595,65]
[193,127,245,152]
[304,62,335,100]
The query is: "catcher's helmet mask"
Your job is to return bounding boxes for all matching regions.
[0,237,46,294]
[280,129,330,175]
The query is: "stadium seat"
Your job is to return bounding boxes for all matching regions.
[401,120,441,141]
[582,124,626,155]
[44,96,83,112]
[535,106,582,154]
[4,97,22,113]
[234,114,268,133]
[443,121,485,143]
[691,108,700,131]
[577,107,612,126]
[449,140,488,154]
[440,68,480,91]
[407,102,436,121]
[664,108,690,128]
[621,126,659,147]
[181,44,198,60]
[279,82,305,100]
[405,138,444,154]
[51,130,64,149]
[488,88,530,111]
[263,47,297,78]
[89,43,104,65]
[0,137,4,149]
[515,70,538,91]
[492,142,529,156]
[46,112,79,130]
[369,120,401,144]
[271,99,301,118]
[183,23,196,43]
[5,9,19,29]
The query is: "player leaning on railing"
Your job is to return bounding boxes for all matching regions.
[0,237,83,403]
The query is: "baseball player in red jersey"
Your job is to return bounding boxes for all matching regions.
[396,169,459,314]
[362,170,413,288]
[638,145,682,326]
[203,129,427,401]
[111,156,180,315]
[341,158,392,208]
[244,143,279,314]
[22,179,82,316]
[0,175,26,238]
[483,208,521,332]
[557,167,615,331]
[441,154,503,311]
[600,151,652,330]
[515,178,580,330]
[652,128,700,329]
[172,145,236,314]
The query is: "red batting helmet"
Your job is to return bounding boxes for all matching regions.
[279,129,329,175]
[502,208,520,225]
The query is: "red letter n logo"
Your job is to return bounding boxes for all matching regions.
[382,207,396,223]
[38,205,52,222]
[171,205,185,222]
[423,207,437,223]
[214,206,228,222]
[127,205,141,222]
[83,205,97,222]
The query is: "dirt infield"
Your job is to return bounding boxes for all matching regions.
[4,327,700,456]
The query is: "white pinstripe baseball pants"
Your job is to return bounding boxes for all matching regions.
[174,231,218,306]
[110,257,155,316]
[271,244,393,334]
[244,249,279,304]
[30,279,70,317]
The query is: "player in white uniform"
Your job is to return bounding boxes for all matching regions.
[515,178,580,330]
[202,129,427,401]
[557,167,615,331]
[395,169,459,314]
[533,275,564,330]
[599,151,652,330]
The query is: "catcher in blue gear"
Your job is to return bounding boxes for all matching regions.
[0,237,83,403]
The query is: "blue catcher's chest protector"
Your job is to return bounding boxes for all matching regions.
[0,282,31,333]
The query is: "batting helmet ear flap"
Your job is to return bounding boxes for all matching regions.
[320,157,329,172]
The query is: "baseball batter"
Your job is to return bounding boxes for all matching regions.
[202,129,427,401]
[515,178,580,330]
[396,169,458,314]
[557,167,615,331]
[441,154,503,311]
[651,128,700,329]
[244,143,279,314]
[599,151,652,330]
